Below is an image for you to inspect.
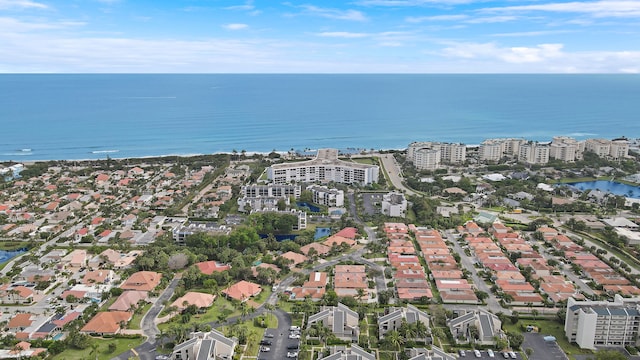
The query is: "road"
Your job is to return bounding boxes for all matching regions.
[378,153,419,196]
[114,275,182,360]
[445,230,507,314]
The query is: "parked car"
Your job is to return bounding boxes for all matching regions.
[290,326,301,331]
[502,352,510,359]
[509,352,517,359]
[288,334,300,339]
[287,352,298,358]
[265,333,275,338]
[260,347,270,352]
[287,345,299,350]
[259,340,272,345]
[488,349,495,358]
[474,350,481,358]
[459,350,466,357]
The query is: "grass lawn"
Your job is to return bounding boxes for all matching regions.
[129,303,152,330]
[51,337,144,360]
[351,157,378,165]
[99,297,117,311]
[158,296,241,331]
[503,319,593,358]
[218,314,278,357]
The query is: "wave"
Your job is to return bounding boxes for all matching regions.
[1,152,33,156]
[566,132,598,137]
[91,150,120,154]
[18,149,32,152]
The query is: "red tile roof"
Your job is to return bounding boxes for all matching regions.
[81,311,132,334]
[120,271,162,292]
[222,280,262,302]
[195,261,231,275]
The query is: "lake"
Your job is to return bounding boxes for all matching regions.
[566,181,640,199]
[0,249,27,264]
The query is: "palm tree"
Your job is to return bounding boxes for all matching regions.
[90,343,99,360]
[356,288,367,303]
[385,330,405,353]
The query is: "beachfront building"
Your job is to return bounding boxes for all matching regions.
[237,184,301,212]
[565,295,640,350]
[171,329,237,360]
[479,138,525,162]
[550,136,584,162]
[381,192,407,218]
[307,185,344,207]
[518,142,550,165]
[267,149,378,185]
[610,138,630,160]
[407,142,466,170]
[585,138,612,158]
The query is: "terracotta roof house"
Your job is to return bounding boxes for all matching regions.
[334,227,358,239]
[300,242,331,257]
[222,280,262,302]
[292,272,328,301]
[81,311,132,335]
[171,292,216,311]
[195,261,231,275]
[251,263,281,277]
[120,271,162,292]
[82,270,114,285]
[63,249,87,268]
[8,314,33,331]
[109,291,149,312]
[324,235,356,248]
[279,251,308,268]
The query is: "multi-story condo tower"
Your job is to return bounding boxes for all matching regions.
[267,149,379,185]
[565,295,640,350]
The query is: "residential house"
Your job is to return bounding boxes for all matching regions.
[448,309,502,345]
[378,304,430,338]
[317,345,375,360]
[292,272,328,301]
[279,251,308,268]
[171,292,216,311]
[109,291,149,312]
[307,303,360,342]
[81,311,132,335]
[171,329,237,360]
[120,271,162,292]
[195,261,231,275]
[222,280,262,302]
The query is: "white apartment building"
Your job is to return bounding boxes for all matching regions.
[585,138,612,158]
[518,142,550,165]
[381,192,407,218]
[408,142,466,169]
[307,185,344,207]
[565,295,640,350]
[414,148,441,170]
[550,136,584,162]
[241,184,301,198]
[378,304,430,338]
[267,149,379,185]
[479,138,525,162]
[307,303,360,342]
[610,138,630,160]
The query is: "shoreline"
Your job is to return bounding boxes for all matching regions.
[1,147,400,165]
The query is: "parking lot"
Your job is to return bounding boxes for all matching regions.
[258,322,300,360]
[361,193,383,215]
[522,333,568,360]
[458,350,522,359]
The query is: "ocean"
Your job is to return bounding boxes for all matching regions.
[1,74,639,161]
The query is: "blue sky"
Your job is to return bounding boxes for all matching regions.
[1,0,639,73]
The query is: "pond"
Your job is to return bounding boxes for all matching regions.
[0,248,27,264]
[566,180,640,199]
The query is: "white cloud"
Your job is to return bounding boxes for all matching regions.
[466,15,519,23]
[355,0,476,6]
[296,4,368,21]
[406,15,469,22]
[0,0,47,9]
[222,23,249,30]
[481,1,640,18]
[442,42,564,63]
[0,17,85,32]
[317,32,369,38]
[492,30,574,37]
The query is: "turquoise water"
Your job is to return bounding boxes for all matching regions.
[567,181,640,199]
[1,74,639,161]
[0,249,27,263]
